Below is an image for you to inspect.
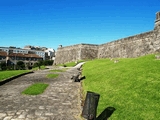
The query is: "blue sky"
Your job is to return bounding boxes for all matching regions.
[0,0,159,50]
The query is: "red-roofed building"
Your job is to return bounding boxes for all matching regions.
[8,53,43,66]
[0,50,43,67]
[0,46,55,69]
[0,51,7,63]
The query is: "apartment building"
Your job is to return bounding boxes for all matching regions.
[0,46,55,67]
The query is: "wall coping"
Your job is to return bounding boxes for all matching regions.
[57,30,154,50]
[57,43,99,50]
[100,30,154,46]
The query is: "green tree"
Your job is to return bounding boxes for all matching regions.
[17,61,25,70]
[43,60,53,65]
[0,62,7,70]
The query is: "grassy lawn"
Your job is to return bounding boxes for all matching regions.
[50,69,65,72]
[64,62,76,67]
[58,60,85,67]
[0,70,31,81]
[32,65,46,70]
[58,62,76,67]
[46,74,59,78]
[82,54,160,120]
[22,83,49,95]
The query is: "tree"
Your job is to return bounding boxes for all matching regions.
[43,60,54,65]
[17,61,25,70]
[0,62,7,70]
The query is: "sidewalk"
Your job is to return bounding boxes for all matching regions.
[0,63,84,120]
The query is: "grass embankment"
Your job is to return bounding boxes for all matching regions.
[0,70,31,81]
[22,83,49,95]
[82,54,160,120]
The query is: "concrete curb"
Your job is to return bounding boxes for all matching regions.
[0,71,34,86]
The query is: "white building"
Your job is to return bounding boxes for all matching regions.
[45,48,55,60]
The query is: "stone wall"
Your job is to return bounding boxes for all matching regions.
[54,12,160,64]
[80,44,98,60]
[54,44,98,64]
[54,44,81,64]
[98,30,156,58]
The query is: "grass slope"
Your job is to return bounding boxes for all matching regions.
[22,83,49,95]
[82,54,160,120]
[0,70,31,81]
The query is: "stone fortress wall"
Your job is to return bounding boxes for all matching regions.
[55,44,99,64]
[55,12,160,64]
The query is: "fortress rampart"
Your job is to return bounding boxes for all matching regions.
[55,12,160,64]
[98,31,156,58]
[55,44,98,64]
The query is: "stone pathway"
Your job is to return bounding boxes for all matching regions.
[0,63,85,120]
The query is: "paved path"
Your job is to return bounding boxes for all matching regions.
[0,63,85,120]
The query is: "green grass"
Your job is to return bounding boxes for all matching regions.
[22,83,49,95]
[46,74,59,78]
[0,70,31,81]
[58,60,85,67]
[82,54,160,120]
[65,62,77,67]
[32,65,46,70]
[50,69,66,72]
[58,62,76,67]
